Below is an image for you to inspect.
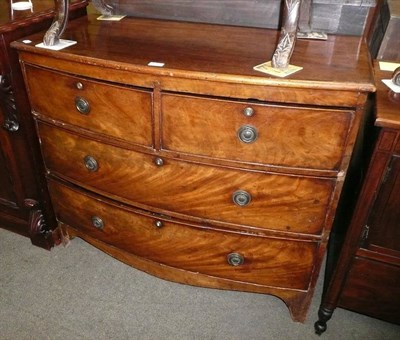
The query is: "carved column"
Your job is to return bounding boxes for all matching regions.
[0,74,19,132]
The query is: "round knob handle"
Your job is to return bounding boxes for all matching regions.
[154,157,164,167]
[227,252,244,266]
[237,125,258,144]
[75,96,90,114]
[243,107,254,117]
[232,190,251,207]
[91,216,104,229]
[76,82,84,90]
[84,155,98,172]
[154,220,164,228]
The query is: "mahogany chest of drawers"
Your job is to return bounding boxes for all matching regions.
[12,14,374,322]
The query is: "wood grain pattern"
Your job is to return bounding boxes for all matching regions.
[161,93,353,171]
[20,52,366,107]
[48,178,317,290]
[26,64,153,147]
[37,122,334,235]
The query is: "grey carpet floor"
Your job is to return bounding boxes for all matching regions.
[1,228,399,340]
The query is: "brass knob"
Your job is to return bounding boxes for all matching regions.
[84,155,98,172]
[243,107,254,117]
[232,190,251,207]
[154,157,164,167]
[91,216,104,229]
[76,82,84,90]
[154,220,164,228]
[237,125,258,143]
[75,96,90,114]
[227,252,244,266]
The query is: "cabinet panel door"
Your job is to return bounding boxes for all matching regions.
[339,257,400,324]
[366,155,400,254]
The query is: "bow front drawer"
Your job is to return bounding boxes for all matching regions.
[25,65,153,147]
[38,122,334,235]
[161,93,354,171]
[48,179,317,290]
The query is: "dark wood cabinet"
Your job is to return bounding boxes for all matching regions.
[0,0,88,247]
[366,153,400,255]
[315,61,400,333]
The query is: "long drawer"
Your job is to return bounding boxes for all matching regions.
[161,93,354,171]
[25,64,153,147]
[38,122,335,235]
[48,179,317,290]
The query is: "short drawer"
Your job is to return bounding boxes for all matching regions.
[48,179,317,290]
[38,122,335,235]
[161,93,354,170]
[24,64,153,146]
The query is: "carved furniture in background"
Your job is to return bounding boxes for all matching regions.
[315,62,400,334]
[0,0,88,248]
[13,12,374,321]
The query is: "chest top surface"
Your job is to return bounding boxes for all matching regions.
[12,13,375,95]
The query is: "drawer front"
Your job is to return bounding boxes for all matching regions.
[38,123,334,235]
[48,179,317,290]
[25,64,153,146]
[161,94,353,170]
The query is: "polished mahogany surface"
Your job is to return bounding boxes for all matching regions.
[13,14,374,93]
